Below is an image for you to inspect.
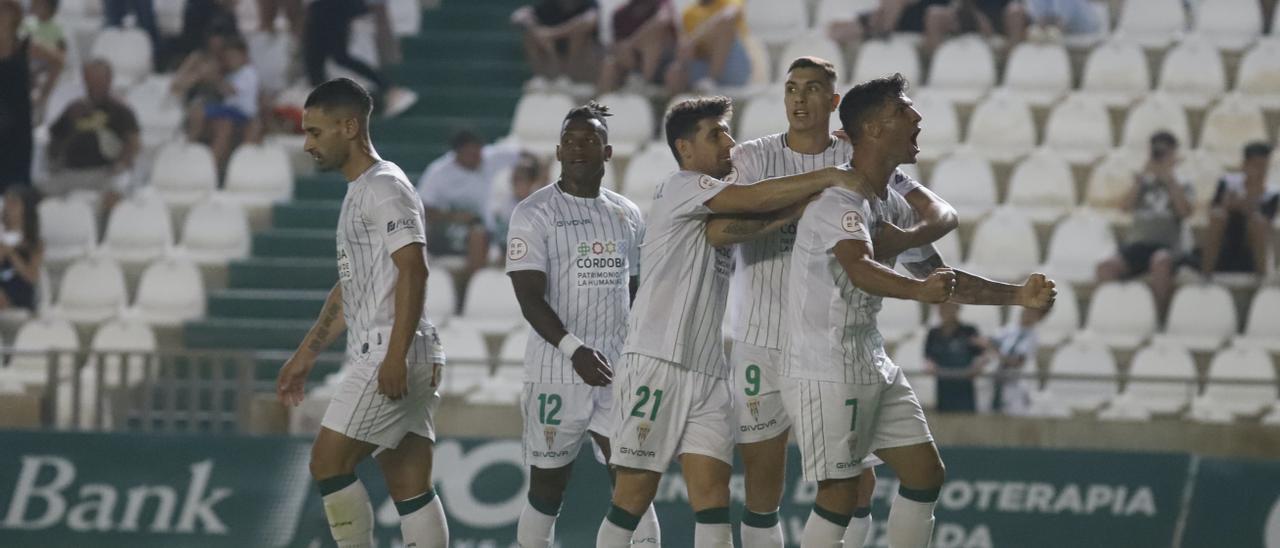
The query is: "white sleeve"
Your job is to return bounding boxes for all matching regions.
[365,177,427,255]
[503,202,548,273]
[727,141,763,185]
[888,168,922,196]
[665,173,732,219]
[629,207,645,277]
[810,194,871,252]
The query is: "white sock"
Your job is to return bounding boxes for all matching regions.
[888,492,937,548]
[843,509,873,548]
[740,509,783,548]
[319,475,374,548]
[632,504,661,545]
[694,523,733,547]
[516,496,559,548]
[396,490,448,548]
[597,505,639,548]
[801,506,849,548]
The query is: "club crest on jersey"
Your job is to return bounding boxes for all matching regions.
[698,176,717,190]
[637,421,651,445]
[544,426,557,449]
[841,211,865,235]
[747,398,761,423]
[508,237,528,260]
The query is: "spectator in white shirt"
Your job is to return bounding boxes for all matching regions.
[185,35,261,183]
[990,308,1040,416]
[416,130,524,313]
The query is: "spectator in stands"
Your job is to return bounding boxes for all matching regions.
[417,131,524,314]
[1095,131,1193,319]
[23,0,66,123]
[830,0,1026,54]
[103,0,163,69]
[184,35,260,183]
[172,0,239,64]
[1200,142,1279,277]
[0,0,36,190]
[511,0,601,89]
[488,152,549,260]
[596,0,677,94]
[990,308,1040,416]
[43,59,139,216]
[0,185,42,312]
[664,0,752,94]
[925,303,990,413]
[1023,0,1100,42]
[305,0,417,118]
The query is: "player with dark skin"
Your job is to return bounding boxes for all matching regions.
[508,110,639,522]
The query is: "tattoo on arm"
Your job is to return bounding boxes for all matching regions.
[306,298,343,354]
[949,269,1021,305]
[723,218,773,235]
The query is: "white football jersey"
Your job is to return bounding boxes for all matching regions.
[781,179,936,384]
[505,183,645,384]
[728,133,923,350]
[336,161,435,361]
[623,170,734,379]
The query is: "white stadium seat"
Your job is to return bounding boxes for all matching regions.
[816,0,877,22]
[932,230,962,264]
[456,268,523,336]
[852,38,921,87]
[131,257,206,327]
[1041,208,1116,283]
[90,28,152,89]
[963,208,1040,281]
[594,92,653,157]
[1084,151,1142,220]
[910,90,960,161]
[468,365,525,405]
[124,76,183,149]
[776,32,846,82]
[1005,150,1077,223]
[61,318,157,429]
[52,256,127,325]
[1154,284,1236,351]
[1194,0,1263,51]
[622,142,679,210]
[1043,93,1113,165]
[499,328,530,366]
[6,318,79,387]
[1234,39,1280,109]
[1036,282,1080,347]
[223,143,295,207]
[1080,40,1151,107]
[100,190,173,267]
[1045,340,1119,411]
[737,92,789,140]
[1115,0,1186,49]
[1199,346,1276,415]
[1235,287,1280,351]
[39,197,97,265]
[150,142,218,213]
[1175,148,1225,215]
[510,92,576,156]
[879,298,923,343]
[1002,42,1072,107]
[927,36,996,104]
[1121,343,1198,414]
[1156,36,1226,109]
[1198,94,1268,168]
[929,149,998,219]
[965,92,1036,163]
[745,0,808,46]
[180,197,251,265]
[436,326,490,396]
[1120,93,1191,153]
[1081,281,1158,349]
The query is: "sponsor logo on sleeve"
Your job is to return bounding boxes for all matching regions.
[387,218,417,233]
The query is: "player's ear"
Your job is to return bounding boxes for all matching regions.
[675,138,692,166]
[830,93,840,112]
[554,144,562,163]
[342,116,359,139]
[603,144,613,162]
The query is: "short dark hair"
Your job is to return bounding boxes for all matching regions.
[1244,141,1273,160]
[304,78,373,119]
[563,101,611,139]
[1149,131,1178,149]
[787,56,838,86]
[450,129,483,151]
[664,96,733,165]
[837,73,909,142]
[223,34,248,53]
